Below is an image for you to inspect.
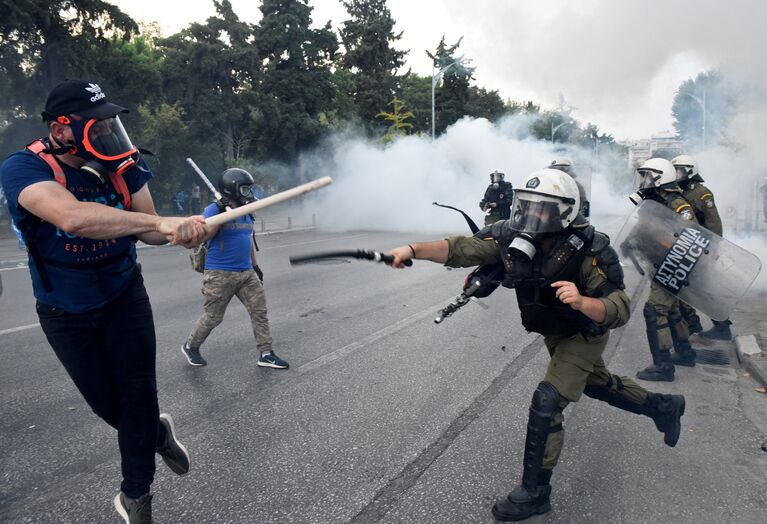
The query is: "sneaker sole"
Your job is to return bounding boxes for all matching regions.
[257,360,289,369]
[181,345,206,367]
[159,414,190,475]
[114,494,129,523]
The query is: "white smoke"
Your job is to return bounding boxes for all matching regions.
[297,115,630,235]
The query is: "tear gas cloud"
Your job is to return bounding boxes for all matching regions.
[301,116,631,236]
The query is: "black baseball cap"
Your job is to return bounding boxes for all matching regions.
[42,79,129,121]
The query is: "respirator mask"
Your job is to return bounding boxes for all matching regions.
[57,115,138,178]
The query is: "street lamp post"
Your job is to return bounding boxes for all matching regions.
[431,56,467,140]
[678,90,707,146]
[551,120,575,142]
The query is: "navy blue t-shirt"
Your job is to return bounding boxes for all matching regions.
[0,149,153,312]
[203,203,254,271]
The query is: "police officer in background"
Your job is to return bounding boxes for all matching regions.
[630,158,698,379]
[549,157,590,218]
[672,155,732,340]
[479,170,514,225]
[388,168,685,522]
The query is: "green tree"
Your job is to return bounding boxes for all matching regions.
[0,0,138,157]
[158,0,260,177]
[506,100,540,115]
[135,102,191,208]
[671,70,734,148]
[254,0,338,165]
[397,72,432,134]
[376,97,415,143]
[530,110,579,143]
[427,36,474,135]
[465,86,506,122]
[339,0,406,133]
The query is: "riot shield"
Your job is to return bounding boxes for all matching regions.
[615,199,762,320]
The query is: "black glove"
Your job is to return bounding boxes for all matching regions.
[479,199,487,211]
[254,264,264,283]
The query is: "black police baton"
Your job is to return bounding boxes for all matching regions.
[432,202,480,234]
[290,250,413,267]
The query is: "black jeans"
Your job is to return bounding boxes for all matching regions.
[36,271,166,498]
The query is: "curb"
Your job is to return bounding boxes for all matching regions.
[735,334,767,388]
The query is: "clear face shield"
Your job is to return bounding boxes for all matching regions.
[82,116,137,162]
[509,194,566,235]
[628,169,662,205]
[490,172,504,185]
[675,165,692,181]
[637,169,662,190]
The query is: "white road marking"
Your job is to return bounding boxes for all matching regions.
[296,296,454,376]
[0,323,40,336]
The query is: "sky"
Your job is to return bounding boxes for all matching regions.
[108,0,764,141]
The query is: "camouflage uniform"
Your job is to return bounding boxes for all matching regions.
[187,268,272,354]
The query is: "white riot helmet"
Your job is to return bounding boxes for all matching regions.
[510,168,580,235]
[549,157,574,176]
[629,158,679,205]
[490,170,505,185]
[671,154,700,182]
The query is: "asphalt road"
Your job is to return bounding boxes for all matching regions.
[1,220,766,523]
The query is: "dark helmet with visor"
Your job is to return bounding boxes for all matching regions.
[219,168,256,205]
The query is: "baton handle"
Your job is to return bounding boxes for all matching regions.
[205,176,333,227]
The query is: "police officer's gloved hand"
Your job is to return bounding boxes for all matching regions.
[254,264,264,283]
[479,200,486,210]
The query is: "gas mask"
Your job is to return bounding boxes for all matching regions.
[235,184,256,206]
[490,171,504,189]
[58,115,138,178]
[629,189,646,206]
[509,233,537,261]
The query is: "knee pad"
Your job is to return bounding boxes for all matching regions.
[643,303,658,324]
[531,381,561,417]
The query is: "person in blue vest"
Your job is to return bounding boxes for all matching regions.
[0,79,208,524]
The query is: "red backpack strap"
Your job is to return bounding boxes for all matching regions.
[107,172,132,211]
[25,140,67,187]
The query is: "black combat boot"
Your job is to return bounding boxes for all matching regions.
[492,383,560,522]
[637,349,675,381]
[670,340,697,367]
[644,393,686,447]
[583,385,685,447]
[640,307,676,381]
[682,310,703,334]
[668,311,696,367]
[492,470,553,522]
[699,319,733,341]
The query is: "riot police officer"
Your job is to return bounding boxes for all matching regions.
[388,168,685,522]
[630,158,698,378]
[479,170,514,225]
[550,157,590,218]
[672,155,731,341]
